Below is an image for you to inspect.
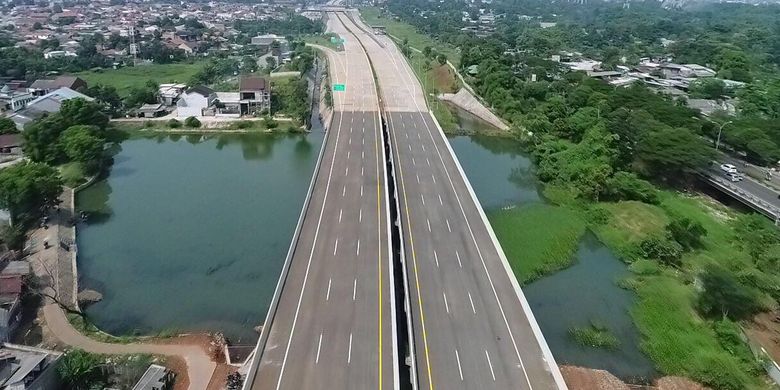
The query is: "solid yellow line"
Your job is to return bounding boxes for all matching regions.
[392,117,435,390]
[375,113,383,390]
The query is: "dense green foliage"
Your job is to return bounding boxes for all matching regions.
[234,14,324,38]
[0,161,63,222]
[58,349,105,390]
[0,117,17,134]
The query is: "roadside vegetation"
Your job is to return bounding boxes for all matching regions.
[569,322,621,350]
[59,349,162,390]
[380,0,780,388]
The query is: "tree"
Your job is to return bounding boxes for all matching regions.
[59,125,105,170]
[640,235,683,266]
[32,21,43,30]
[0,162,63,224]
[167,119,182,128]
[59,98,109,130]
[698,266,762,320]
[0,117,17,134]
[635,126,713,178]
[667,216,707,250]
[184,116,201,128]
[265,56,277,70]
[242,56,257,73]
[58,349,105,390]
[125,81,158,110]
[689,78,727,100]
[23,114,69,163]
[436,53,447,66]
[422,46,432,58]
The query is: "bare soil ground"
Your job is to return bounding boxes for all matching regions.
[745,309,780,362]
[561,365,710,390]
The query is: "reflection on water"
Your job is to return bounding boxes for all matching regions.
[447,107,656,381]
[524,233,657,381]
[77,132,323,342]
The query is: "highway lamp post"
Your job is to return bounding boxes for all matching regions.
[715,120,732,151]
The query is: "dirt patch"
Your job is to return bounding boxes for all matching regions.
[429,63,457,93]
[656,377,710,390]
[207,363,237,390]
[744,309,780,362]
[561,365,630,390]
[165,355,190,390]
[561,365,710,390]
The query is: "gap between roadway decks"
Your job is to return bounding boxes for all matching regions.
[333,11,416,390]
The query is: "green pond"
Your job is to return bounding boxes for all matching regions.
[76,132,323,343]
[447,110,656,382]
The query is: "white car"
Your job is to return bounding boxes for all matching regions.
[720,163,738,174]
[725,172,744,182]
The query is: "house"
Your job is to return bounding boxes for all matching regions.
[0,86,34,112]
[0,135,22,155]
[158,84,187,106]
[28,76,87,96]
[132,364,175,390]
[176,86,216,118]
[250,33,285,48]
[213,92,240,117]
[687,98,737,117]
[7,87,93,130]
[138,103,168,118]
[0,275,22,342]
[238,76,270,115]
[0,343,63,390]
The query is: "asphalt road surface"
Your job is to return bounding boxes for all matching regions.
[246,12,396,389]
[336,11,567,390]
[707,165,780,210]
[249,110,395,390]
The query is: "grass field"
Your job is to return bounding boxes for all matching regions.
[303,33,344,51]
[359,7,460,65]
[488,203,587,283]
[76,62,205,97]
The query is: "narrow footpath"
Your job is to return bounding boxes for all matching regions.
[29,187,217,390]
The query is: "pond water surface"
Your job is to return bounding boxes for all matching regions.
[448,110,656,381]
[77,132,323,343]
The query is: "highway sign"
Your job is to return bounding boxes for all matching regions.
[333,84,346,92]
[330,36,346,44]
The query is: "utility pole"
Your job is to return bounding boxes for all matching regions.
[715,120,732,151]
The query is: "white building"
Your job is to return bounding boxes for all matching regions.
[176,86,216,118]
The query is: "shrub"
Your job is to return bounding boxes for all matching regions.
[667,216,707,250]
[568,321,620,350]
[143,120,156,128]
[698,266,762,321]
[602,171,658,204]
[263,116,278,129]
[184,116,201,128]
[639,235,682,266]
[167,119,181,128]
[231,120,254,129]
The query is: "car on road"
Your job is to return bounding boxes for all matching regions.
[720,163,738,174]
[725,172,744,182]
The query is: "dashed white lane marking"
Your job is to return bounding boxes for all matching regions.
[347,151,350,159]
[417,132,421,139]
[420,193,425,206]
[416,174,420,183]
[352,278,357,301]
[333,239,339,256]
[421,144,426,152]
[356,239,360,256]
[426,157,430,166]
[427,218,431,232]
[348,333,353,364]
[339,209,343,223]
[412,157,415,166]
[442,291,450,314]
[405,132,408,139]
[362,137,365,145]
[446,219,451,232]
[360,184,364,197]
[485,350,496,381]
[342,185,346,197]
[326,278,332,301]
[432,174,436,184]
[433,250,439,267]
[349,137,352,145]
[438,194,443,205]
[455,349,464,381]
[359,209,362,222]
[362,150,364,159]
[468,291,476,314]
[315,333,323,364]
[408,144,412,152]
[345,167,349,176]
[361,166,364,176]
[456,250,463,268]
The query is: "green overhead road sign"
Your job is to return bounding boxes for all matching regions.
[333,84,346,92]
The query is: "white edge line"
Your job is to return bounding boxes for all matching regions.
[427,110,569,389]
